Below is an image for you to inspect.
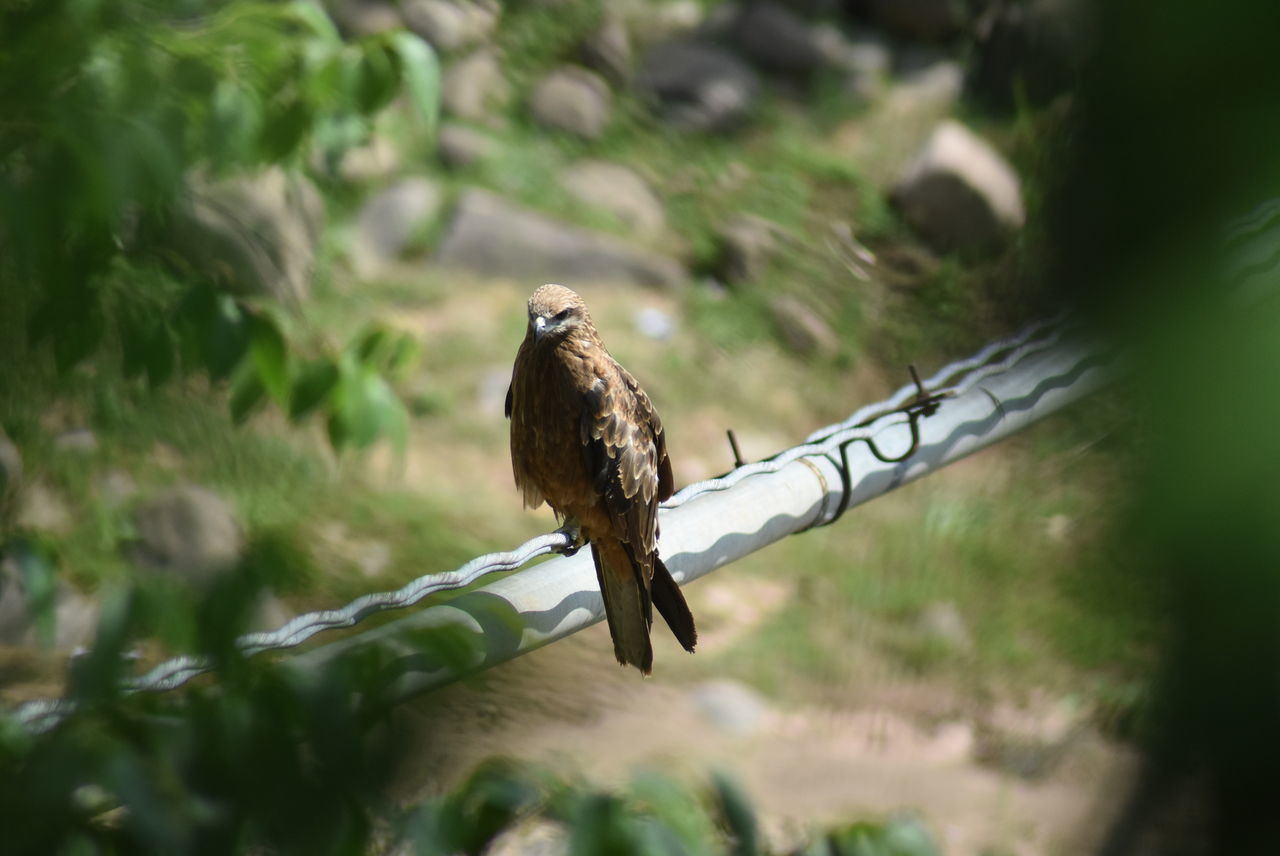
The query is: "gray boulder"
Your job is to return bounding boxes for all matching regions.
[727,0,830,75]
[0,432,21,501]
[560,160,667,240]
[436,122,502,169]
[435,189,686,289]
[0,555,98,650]
[168,168,324,304]
[916,600,973,652]
[400,0,499,53]
[129,485,244,588]
[636,40,760,132]
[442,49,512,124]
[580,14,633,85]
[892,120,1025,252]
[768,295,839,357]
[717,214,784,284]
[529,66,612,140]
[689,679,770,736]
[327,0,402,36]
[351,177,446,278]
[867,0,964,44]
[17,482,71,534]
[337,135,401,184]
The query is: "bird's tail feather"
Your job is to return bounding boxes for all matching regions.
[652,557,697,653]
[591,539,653,674]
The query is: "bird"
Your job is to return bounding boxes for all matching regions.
[506,284,696,674]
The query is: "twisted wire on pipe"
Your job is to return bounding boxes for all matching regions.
[11,316,1075,730]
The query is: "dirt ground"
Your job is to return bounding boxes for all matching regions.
[390,584,1139,856]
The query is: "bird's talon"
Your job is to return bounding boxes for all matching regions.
[555,523,584,556]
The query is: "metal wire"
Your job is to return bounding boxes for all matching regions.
[11,316,1077,731]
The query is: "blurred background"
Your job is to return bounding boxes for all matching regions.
[1,0,1277,854]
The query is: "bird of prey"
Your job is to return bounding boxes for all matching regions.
[506,284,696,674]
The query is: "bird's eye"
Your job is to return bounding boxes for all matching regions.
[554,308,572,321]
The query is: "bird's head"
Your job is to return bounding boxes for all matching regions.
[526,283,591,345]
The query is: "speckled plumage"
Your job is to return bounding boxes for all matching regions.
[506,284,695,673]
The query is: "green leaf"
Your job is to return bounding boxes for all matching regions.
[330,362,404,450]
[285,0,342,43]
[249,313,290,405]
[289,358,340,421]
[386,332,422,377]
[203,294,251,381]
[352,326,390,363]
[260,96,312,161]
[210,80,263,164]
[230,367,267,425]
[390,31,441,131]
[712,771,760,856]
[355,40,399,115]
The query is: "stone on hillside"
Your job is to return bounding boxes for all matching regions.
[168,168,324,304]
[892,120,1025,252]
[769,295,839,357]
[867,0,964,44]
[129,485,244,588]
[351,177,445,278]
[621,0,707,43]
[95,470,138,509]
[17,482,71,534]
[636,40,760,132]
[435,189,686,289]
[338,135,402,184]
[916,600,972,652]
[968,0,1090,111]
[634,307,675,340]
[717,214,784,284]
[689,679,770,736]
[0,432,21,498]
[580,14,633,85]
[0,557,97,649]
[436,122,501,169]
[327,0,402,36]
[560,160,667,240]
[529,66,612,140]
[400,0,499,53]
[54,429,97,454]
[728,0,829,75]
[442,49,512,124]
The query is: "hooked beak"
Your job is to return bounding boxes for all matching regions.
[532,315,548,342]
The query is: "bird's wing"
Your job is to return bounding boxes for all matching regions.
[507,340,544,510]
[580,363,669,555]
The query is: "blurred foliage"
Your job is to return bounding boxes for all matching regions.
[0,0,437,454]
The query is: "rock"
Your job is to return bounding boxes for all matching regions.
[717,214,784,284]
[580,14,633,85]
[968,0,1091,111]
[54,429,97,454]
[168,168,324,304]
[338,135,402,184]
[867,0,964,43]
[486,818,569,856]
[892,52,964,108]
[129,485,244,588]
[916,600,972,651]
[559,160,667,239]
[0,432,21,498]
[17,482,71,534]
[400,0,499,53]
[689,679,770,736]
[727,0,831,76]
[635,307,675,340]
[327,0,402,36]
[435,189,686,289]
[621,0,707,43]
[891,120,1025,252]
[442,49,512,124]
[768,295,840,357]
[436,122,501,168]
[351,177,446,278]
[95,470,138,509]
[636,40,760,132]
[529,66,612,140]
[823,27,892,97]
[0,555,97,649]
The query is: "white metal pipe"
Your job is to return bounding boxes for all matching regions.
[289,335,1112,697]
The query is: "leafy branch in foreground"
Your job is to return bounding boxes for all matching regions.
[0,0,438,453]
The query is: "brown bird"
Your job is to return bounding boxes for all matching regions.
[506,284,696,674]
